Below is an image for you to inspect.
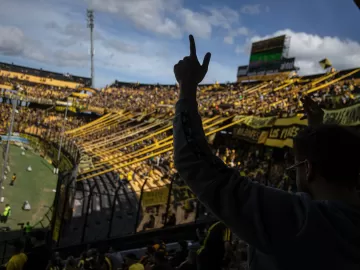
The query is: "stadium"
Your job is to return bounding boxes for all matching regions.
[1,4,360,270]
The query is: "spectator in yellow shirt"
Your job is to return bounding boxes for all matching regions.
[6,240,27,270]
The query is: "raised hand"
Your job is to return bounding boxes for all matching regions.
[174,35,211,100]
[301,96,324,127]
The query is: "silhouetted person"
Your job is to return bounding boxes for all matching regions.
[173,35,360,270]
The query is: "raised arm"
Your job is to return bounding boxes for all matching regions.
[173,35,309,254]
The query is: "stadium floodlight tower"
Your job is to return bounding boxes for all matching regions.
[87,9,95,88]
[0,97,17,202]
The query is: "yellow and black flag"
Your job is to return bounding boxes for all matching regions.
[319,58,332,70]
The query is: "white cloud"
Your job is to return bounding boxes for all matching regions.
[9,0,358,88]
[204,6,240,30]
[250,29,360,74]
[237,27,249,36]
[240,4,262,15]
[85,0,246,42]
[223,27,250,45]
[86,0,183,38]
[179,9,212,39]
[235,45,244,55]
[103,39,139,53]
[205,61,236,84]
[224,36,234,45]
[0,26,25,55]
[0,0,244,86]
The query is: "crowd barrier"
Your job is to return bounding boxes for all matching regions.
[50,173,213,248]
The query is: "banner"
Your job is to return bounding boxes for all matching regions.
[0,135,29,144]
[55,106,77,113]
[71,92,89,99]
[232,102,360,148]
[142,186,170,207]
[243,115,276,129]
[233,125,264,143]
[323,103,360,126]
[233,115,276,129]
[264,116,307,148]
[55,101,70,106]
[82,105,105,115]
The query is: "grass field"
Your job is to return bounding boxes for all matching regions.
[0,144,57,230]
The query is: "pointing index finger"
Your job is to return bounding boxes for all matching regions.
[189,35,196,57]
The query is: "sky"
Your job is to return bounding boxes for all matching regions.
[0,0,359,88]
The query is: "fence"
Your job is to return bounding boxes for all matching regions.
[50,156,294,248]
[50,173,215,248]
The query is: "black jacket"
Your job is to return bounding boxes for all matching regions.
[173,98,360,270]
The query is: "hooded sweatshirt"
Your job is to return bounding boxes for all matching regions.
[173,98,360,270]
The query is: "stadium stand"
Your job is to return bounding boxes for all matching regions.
[1,60,360,269]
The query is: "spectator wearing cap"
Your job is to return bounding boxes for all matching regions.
[173,36,360,270]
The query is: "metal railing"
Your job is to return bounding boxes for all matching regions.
[51,173,214,248]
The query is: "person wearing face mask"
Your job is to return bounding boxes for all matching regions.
[173,34,360,270]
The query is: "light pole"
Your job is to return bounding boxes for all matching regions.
[87,9,95,88]
[0,99,17,202]
[55,102,71,174]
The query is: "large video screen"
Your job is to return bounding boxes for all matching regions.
[249,35,286,71]
[250,35,286,54]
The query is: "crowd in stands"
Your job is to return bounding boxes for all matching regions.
[2,221,249,270]
[1,66,358,233]
[0,67,358,201]
[0,63,91,86]
[0,77,76,102]
[0,103,88,137]
[1,60,360,269]
[83,71,360,117]
[1,67,359,118]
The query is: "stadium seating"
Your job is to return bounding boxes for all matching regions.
[1,62,360,268]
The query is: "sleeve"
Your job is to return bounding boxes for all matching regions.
[223,228,231,242]
[173,98,308,254]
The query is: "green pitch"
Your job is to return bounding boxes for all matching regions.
[0,144,57,230]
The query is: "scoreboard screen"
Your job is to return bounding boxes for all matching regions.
[249,35,286,71]
[250,35,286,54]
